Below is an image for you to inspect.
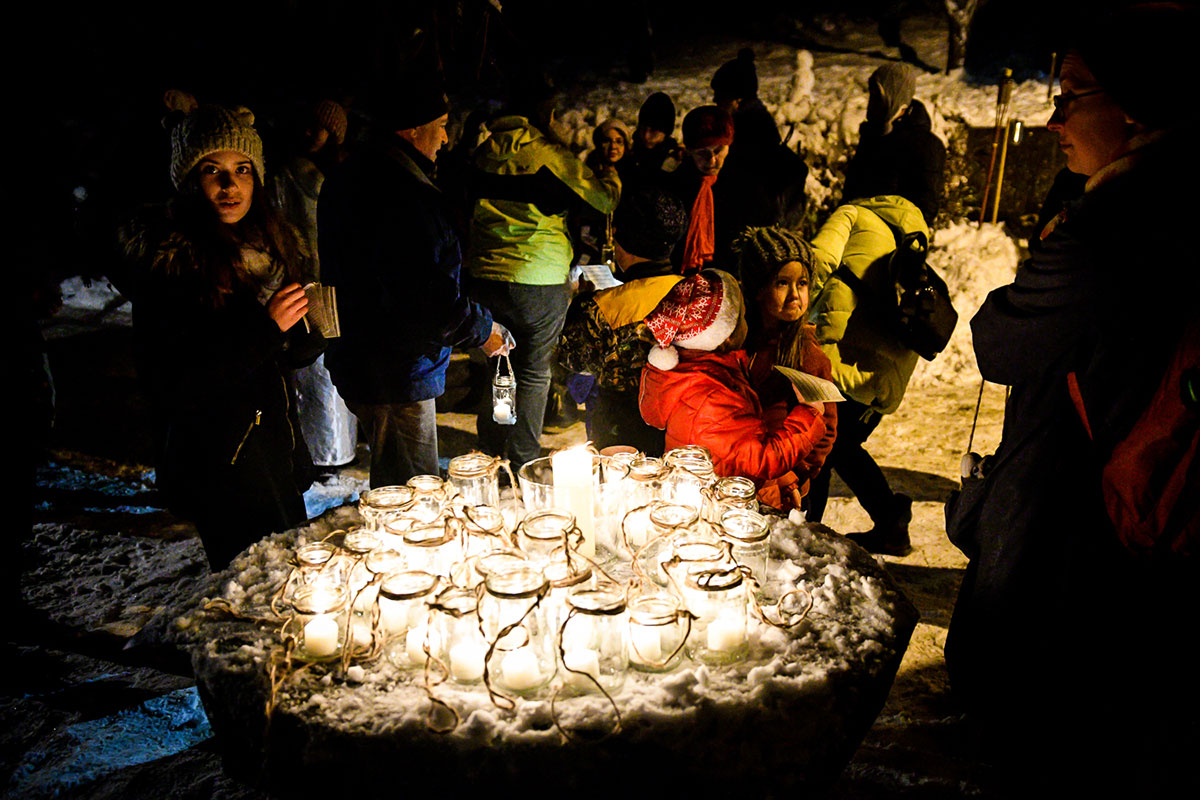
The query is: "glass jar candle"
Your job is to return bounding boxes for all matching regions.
[291,584,349,662]
[467,550,530,590]
[659,538,729,592]
[431,589,488,684]
[459,505,510,559]
[683,566,749,665]
[493,368,516,426]
[626,593,688,673]
[560,587,627,693]
[399,522,462,578]
[277,541,341,613]
[662,448,716,517]
[593,456,630,559]
[379,571,440,669]
[405,474,446,524]
[447,452,502,509]
[338,530,381,609]
[516,509,578,566]
[719,508,770,586]
[358,486,414,532]
[544,559,594,641]
[713,476,757,518]
[649,501,702,541]
[480,566,554,694]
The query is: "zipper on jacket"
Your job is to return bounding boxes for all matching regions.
[231,410,262,465]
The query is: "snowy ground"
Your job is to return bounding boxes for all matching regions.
[13,11,1043,799]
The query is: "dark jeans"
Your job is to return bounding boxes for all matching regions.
[805,398,894,525]
[348,399,439,488]
[470,279,571,472]
[591,387,665,457]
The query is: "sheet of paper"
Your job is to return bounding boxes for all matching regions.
[579,263,623,291]
[772,365,846,403]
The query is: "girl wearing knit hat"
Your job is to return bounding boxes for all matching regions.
[121,105,322,571]
[638,269,828,490]
[734,227,838,509]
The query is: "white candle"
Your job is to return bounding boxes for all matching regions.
[352,618,372,649]
[629,623,663,664]
[406,624,440,665]
[304,615,339,658]
[706,613,747,652]
[494,401,512,423]
[552,447,595,558]
[564,649,601,688]
[379,602,407,635]
[449,641,486,682]
[501,647,543,690]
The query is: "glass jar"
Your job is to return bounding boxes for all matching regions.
[291,584,349,662]
[683,566,749,665]
[593,456,630,560]
[431,589,488,684]
[560,587,627,693]
[516,509,578,566]
[659,538,728,592]
[662,448,716,517]
[459,505,510,559]
[480,566,554,694]
[277,541,341,614]
[338,530,381,611]
[719,508,770,586]
[492,363,516,426]
[649,501,702,541]
[405,475,446,524]
[544,559,594,641]
[447,452,502,509]
[358,486,414,532]
[398,522,462,578]
[626,593,688,673]
[379,571,440,669]
[713,476,757,518]
[467,550,530,590]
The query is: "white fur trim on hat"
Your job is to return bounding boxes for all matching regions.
[647,344,680,370]
[672,270,744,352]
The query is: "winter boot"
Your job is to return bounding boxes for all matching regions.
[847,493,913,556]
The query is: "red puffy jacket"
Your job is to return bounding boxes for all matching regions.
[639,348,827,484]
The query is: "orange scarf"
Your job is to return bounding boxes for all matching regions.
[681,174,717,274]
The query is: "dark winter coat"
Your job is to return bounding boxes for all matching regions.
[841,99,945,224]
[122,212,320,563]
[319,134,494,404]
[639,349,826,484]
[945,128,1200,776]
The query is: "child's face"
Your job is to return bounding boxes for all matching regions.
[757,260,810,326]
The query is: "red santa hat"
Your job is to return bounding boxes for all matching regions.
[643,269,744,370]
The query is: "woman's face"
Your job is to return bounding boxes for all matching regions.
[757,260,810,327]
[1047,53,1131,176]
[600,129,626,163]
[197,150,255,224]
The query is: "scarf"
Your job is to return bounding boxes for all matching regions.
[681,174,717,274]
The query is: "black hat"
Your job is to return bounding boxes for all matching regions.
[711,48,758,103]
[370,74,451,131]
[638,92,676,135]
[614,185,688,261]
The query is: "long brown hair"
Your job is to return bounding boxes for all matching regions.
[164,167,305,307]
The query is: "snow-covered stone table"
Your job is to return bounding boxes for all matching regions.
[166,506,916,796]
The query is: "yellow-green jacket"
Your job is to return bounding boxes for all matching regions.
[467,116,620,285]
[809,195,929,415]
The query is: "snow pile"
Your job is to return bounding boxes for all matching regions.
[45,276,132,339]
[167,507,916,793]
[910,220,1022,387]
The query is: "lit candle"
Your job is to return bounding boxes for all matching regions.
[629,623,663,664]
[564,649,601,688]
[494,401,512,423]
[352,618,372,649]
[501,647,543,690]
[379,602,407,634]
[304,615,339,658]
[706,613,747,652]
[406,624,440,665]
[449,641,486,682]
[552,446,594,558]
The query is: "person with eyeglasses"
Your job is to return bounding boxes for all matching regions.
[946,4,1200,795]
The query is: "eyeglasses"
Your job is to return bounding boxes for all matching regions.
[1051,88,1106,115]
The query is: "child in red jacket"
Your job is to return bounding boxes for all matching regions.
[638,269,827,489]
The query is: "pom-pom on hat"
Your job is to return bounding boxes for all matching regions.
[682,106,734,150]
[644,269,744,370]
[638,91,676,135]
[170,105,265,190]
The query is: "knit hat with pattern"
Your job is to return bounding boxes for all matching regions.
[682,106,734,150]
[732,226,815,288]
[638,91,676,135]
[170,105,265,190]
[314,100,348,145]
[644,269,744,370]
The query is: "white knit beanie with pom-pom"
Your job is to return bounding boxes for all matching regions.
[644,269,744,370]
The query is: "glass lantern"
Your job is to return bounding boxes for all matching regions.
[516,509,578,566]
[560,586,628,693]
[359,486,415,532]
[544,558,594,639]
[713,476,758,518]
[459,504,511,559]
[682,566,749,665]
[398,522,462,578]
[447,452,503,509]
[405,474,446,524]
[480,566,555,694]
[719,508,771,586]
[662,447,716,517]
[493,356,517,426]
[626,593,689,673]
[291,584,349,662]
[431,589,488,685]
[465,550,531,590]
[277,541,342,614]
[658,537,729,592]
[379,570,440,669]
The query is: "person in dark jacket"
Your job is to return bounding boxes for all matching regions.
[626,92,682,182]
[124,105,322,570]
[319,81,512,487]
[840,63,946,224]
[945,6,1200,793]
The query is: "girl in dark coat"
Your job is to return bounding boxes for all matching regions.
[124,105,321,570]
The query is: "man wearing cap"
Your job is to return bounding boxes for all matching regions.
[662,105,735,274]
[319,82,511,488]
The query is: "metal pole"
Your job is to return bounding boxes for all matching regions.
[991,120,1012,224]
[978,68,1013,227]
